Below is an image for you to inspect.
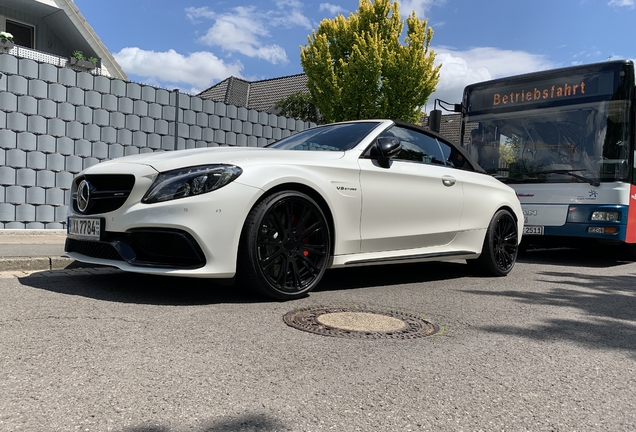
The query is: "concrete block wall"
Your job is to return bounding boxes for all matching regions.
[0,54,315,229]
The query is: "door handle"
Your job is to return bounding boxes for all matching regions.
[441,176,456,187]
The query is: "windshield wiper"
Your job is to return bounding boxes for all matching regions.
[529,169,600,187]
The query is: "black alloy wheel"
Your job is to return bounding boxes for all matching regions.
[238,191,331,300]
[468,209,519,276]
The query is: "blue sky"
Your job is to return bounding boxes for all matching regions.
[74,0,636,108]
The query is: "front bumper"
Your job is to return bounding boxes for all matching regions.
[65,163,263,278]
[66,228,206,269]
[523,204,628,242]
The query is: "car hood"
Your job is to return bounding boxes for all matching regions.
[97,147,346,173]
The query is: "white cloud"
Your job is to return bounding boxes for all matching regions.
[426,47,556,108]
[196,7,289,64]
[608,0,634,7]
[272,0,313,28]
[185,6,215,20]
[399,0,445,18]
[113,47,243,94]
[319,3,346,16]
[186,3,313,65]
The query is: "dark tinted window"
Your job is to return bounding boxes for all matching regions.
[6,21,34,49]
[269,122,381,151]
[438,139,472,169]
[380,126,446,165]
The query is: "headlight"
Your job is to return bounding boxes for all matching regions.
[142,165,242,204]
[591,211,619,222]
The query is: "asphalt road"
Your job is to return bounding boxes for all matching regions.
[1,247,635,432]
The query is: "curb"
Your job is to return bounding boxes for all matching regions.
[0,229,70,272]
[0,229,67,237]
[0,256,77,272]
[0,230,101,273]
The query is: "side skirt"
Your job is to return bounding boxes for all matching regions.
[342,250,478,266]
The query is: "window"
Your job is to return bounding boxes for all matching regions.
[378,125,475,170]
[438,140,473,170]
[6,20,34,49]
[269,122,381,151]
[380,126,446,165]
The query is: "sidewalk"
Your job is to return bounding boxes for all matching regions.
[0,229,75,272]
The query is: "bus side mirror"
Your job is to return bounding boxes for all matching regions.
[429,101,464,133]
[429,109,442,133]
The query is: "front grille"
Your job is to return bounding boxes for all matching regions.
[65,229,206,269]
[65,238,124,261]
[73,174,135,215]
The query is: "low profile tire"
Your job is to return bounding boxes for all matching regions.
[467,209,519,276]
[238,191,331,300]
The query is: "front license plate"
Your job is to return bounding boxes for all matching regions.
[67,217,102,240]
[523,226,544,235]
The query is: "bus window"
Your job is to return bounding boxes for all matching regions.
[464,101,629,184]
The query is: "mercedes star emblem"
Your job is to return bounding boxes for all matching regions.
[77,179,91,213]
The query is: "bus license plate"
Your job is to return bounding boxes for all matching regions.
[67,217,102,240]
[523,226,544,235]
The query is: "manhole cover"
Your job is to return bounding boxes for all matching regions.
[283,305,441,339]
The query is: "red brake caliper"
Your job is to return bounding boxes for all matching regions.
[292,214,309,257]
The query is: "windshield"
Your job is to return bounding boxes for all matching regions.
[268,122,381,151]
[462,100,630,184]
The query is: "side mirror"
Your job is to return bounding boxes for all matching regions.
[429,109,442,133]
[375,137,401,168]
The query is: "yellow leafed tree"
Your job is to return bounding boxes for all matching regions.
[300,0,440,124]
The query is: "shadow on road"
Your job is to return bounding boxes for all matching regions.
[463,267,636,354]
[518,244,633,268]
[18,246,633,309]
[315,260,469,292]
[18,260,473,306]
[122,412,285,432]
[18,269,264,306]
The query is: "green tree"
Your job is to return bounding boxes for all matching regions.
[300,0,440,124]
[275,91,322,124]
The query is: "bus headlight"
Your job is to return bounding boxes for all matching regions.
[591,211,619,222]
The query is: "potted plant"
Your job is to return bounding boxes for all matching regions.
[0,31,14,52]
[69,50,99,70]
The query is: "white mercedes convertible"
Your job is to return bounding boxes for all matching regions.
[66,119,523,299]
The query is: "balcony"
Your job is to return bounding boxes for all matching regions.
[2,44,108,77]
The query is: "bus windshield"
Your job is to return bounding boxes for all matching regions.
[463,99,630,184]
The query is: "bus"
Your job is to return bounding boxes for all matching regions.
[452,60,635,253]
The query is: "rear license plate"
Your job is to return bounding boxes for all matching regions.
[523,226,544,235]
[67,217,102,240]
